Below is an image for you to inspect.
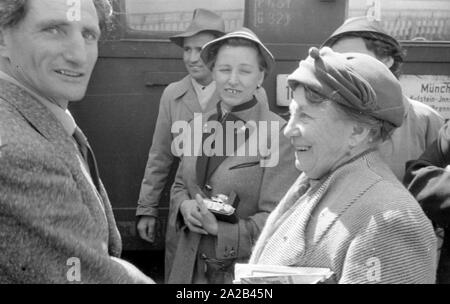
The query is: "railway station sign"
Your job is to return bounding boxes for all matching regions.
[400,75,450,120]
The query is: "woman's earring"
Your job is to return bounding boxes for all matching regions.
[257,84,261,89]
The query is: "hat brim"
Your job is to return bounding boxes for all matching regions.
[200,30,274,78]
[322,30,401,51]
[170,29,225,48]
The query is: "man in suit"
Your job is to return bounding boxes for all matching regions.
[0,0,153,283]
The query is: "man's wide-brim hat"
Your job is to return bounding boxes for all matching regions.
[200,27,275,78]
[170,8,225,47]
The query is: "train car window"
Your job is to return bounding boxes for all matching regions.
[348,0,450,42]
[246,0,346,44]
[124,0,245,39]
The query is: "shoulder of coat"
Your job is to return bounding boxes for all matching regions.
[162,75,192,101]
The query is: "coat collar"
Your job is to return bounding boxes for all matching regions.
[0,78,99,196]
[172,75,220,114]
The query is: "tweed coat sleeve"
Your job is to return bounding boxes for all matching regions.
[339,192,437,284]
[215,133,298,260]
[137,86,175,217]
[0,143,153,284]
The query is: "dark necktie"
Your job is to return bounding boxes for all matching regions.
[72,126,101,192]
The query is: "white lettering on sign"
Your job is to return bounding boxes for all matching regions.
[254,0,292,27]
[276,74,293,106]
[400,75,450,119]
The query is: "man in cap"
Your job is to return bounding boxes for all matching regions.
[0,0,153,283]
[322,16,444,181]
[135,9,268,280]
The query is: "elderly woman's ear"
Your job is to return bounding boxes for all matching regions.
[348,124,371,149]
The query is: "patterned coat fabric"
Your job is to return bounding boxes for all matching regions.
[167,100,298,284]
[250,151,437,284]
[0,79,149,283]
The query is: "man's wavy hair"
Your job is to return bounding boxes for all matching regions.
[0,0,113,31]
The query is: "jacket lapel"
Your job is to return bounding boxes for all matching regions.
[172,76,203,114]
[174,76,221,115]
[204,90,221,113]
[0,80,76,153]
[1,79,120,255]
[0,79,105,205]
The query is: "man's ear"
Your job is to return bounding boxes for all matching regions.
[349,124,371,148]
[380,55,394,69]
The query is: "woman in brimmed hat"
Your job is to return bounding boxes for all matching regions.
[167,28,298,284]
[249,47,437,283]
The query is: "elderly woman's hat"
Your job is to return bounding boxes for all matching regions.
[200,27,275,77]
[170,9,225,47]
[288,47,404,128]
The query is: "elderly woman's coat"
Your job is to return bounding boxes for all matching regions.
[250,151,437,283]
[167,99,298,283]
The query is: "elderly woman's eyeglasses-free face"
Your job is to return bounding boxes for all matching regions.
[284,86,356,179]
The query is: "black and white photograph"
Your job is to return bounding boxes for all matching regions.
[0,0,449,287]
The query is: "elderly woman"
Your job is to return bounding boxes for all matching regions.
[166,28,298,284]
[249,47,437,283]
